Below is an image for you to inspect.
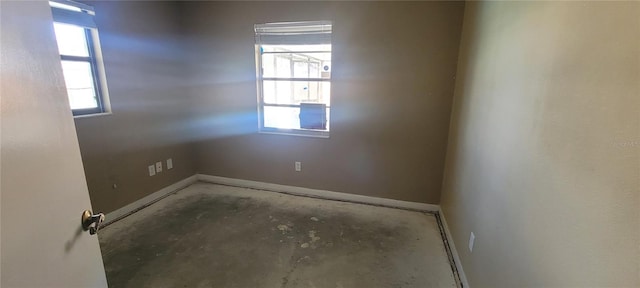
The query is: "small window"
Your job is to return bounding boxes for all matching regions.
[255,21,332,137]
[50,0,110,116]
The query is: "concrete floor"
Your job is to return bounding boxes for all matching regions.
[98,183,458,288]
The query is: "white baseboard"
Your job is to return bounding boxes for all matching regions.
[439,210,470,288]
[103,175,198,226]
[196,174,440,213]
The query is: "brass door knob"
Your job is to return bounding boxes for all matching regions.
[81,210,105,235]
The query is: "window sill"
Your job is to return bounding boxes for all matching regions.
[259,129,330,139]
[73,112,112,119]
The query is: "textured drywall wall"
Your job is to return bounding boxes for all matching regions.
[441,2,640,287]
[74,1,196,213]
[184,1,465,204]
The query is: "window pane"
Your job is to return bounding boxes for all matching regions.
[263,80,276,103]
[263,106,300,130]
[263,106,330,131]
[275,55,291,78]
[261,48,331,79]
[60,61,97,109]
[293,61,308,78]
[262,80,330,106]
[262,54,276,77]
[293,81,308,101]
[259,41,332,133]
[310,62,319,78]
[322,82,331,105]
[53,23,89,57]
[320,60,331,78]
[309,81,319,100]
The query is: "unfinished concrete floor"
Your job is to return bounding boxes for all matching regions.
[98,183,458,288]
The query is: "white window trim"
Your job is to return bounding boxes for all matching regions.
[50,0,111,117]
[86,27,111,116]
[254,21,332,138]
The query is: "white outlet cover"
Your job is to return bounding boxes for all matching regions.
[148,165,156,176]
[167,158,173,170]
[156,161,162,173]
[295,161,301,172]
[469,232,475,252]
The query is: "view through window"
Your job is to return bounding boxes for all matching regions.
[50,0,108,116]
[255,22,332,137]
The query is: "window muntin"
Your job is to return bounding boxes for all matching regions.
[255,22,332,137]
[262,81,331,106]
[50,0,108,116]
[60,60,98,110]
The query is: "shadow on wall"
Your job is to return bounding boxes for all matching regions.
[73,1,196,214]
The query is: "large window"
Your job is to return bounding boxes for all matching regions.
[50,0,109,116]
[255,21,332,137]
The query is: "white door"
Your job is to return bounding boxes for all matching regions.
[1,1,108,287]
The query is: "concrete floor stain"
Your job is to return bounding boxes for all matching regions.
[98,183,457,288]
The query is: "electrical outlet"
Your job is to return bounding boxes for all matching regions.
[295,161,301,172]
[469,232,475,252]
[166,158,173,170]
[156,161,162,173]
[148,165,156,176]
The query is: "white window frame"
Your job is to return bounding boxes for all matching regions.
[50,0,111,117]
[255,21,332,138]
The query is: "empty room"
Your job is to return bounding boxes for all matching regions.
[1,0,638,287]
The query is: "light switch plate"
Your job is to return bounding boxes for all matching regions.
[148,165,156,176]
[156,161,162,173]
[167,158,173,170]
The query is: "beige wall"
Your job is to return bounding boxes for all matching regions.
[441,2,640,287]
[185,1,465,204]
[74,1,196,213]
